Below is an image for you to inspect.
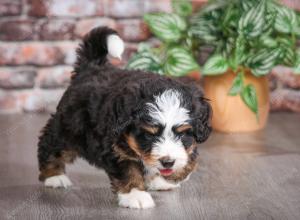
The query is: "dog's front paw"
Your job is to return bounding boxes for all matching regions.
[147,176,180,191]
[118,188,155,209]
[44,174,72,188]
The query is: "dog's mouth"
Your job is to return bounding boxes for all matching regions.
[159,169,174,176]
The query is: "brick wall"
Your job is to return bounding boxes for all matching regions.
[0,0,299,113]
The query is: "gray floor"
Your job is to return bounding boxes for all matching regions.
[0,113,300,220]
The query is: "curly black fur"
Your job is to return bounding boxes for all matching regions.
[38,26,212,194]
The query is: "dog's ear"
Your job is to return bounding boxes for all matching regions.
[88,88,138,138]
[88,89,140,138]
[190,89,212,143]
[113,95,143,137]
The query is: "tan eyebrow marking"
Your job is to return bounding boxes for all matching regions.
[176,124,192,133]
[141,125,159,134]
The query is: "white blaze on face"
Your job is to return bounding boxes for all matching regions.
[146,89,190,170]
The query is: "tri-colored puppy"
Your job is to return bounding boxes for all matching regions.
[37,27,211,209]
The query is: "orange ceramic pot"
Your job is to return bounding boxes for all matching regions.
[204,69,270,133]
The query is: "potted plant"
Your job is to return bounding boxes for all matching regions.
[127,0,300,132]
[126,0,200,80]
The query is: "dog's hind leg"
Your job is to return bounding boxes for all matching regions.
[38,117,77,188]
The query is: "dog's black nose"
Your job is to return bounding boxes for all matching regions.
[159,158,175,168]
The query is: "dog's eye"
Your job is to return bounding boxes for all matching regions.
[141,125,159,136]
[181,134,194,149]
[176,128,193,137]
[174,124,192,136]
[139,129,156,140]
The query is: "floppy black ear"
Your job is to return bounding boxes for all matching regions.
[112,94,144,137]
[190,90,212,143]
[87,87,143,139]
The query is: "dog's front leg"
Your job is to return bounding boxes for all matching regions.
[109,161,155,209]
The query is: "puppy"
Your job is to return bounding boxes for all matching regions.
[37,27,212,209]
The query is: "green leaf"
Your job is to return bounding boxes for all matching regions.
[293,51,300,74]
[241,84,258,116]
[294,26,300,36]
[294,64,300,75]
[221,37,235,58]
[274,6,297,33]
[200,0,229,14]
[263,12,277,33]
[144,13,187,42]
[277,38,296,66]
[228,71,244,96]
[260,35,278,48]
[138,43,151,52]
[247,48,281,76]
[190,11,222,43]
[202,55,229,75]
[231,35,246,70]
[241,0,256,11]
[126,51,163,74]
[164,47,199,77]
[172,0,193,17]
[190,17,219,42]
[238,0,266,38]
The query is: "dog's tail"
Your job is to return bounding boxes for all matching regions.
[75,26,124,69]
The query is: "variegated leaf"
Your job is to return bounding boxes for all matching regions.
[127,52,163,74]
[241,84,258,117]
[248,48,281,76]
[238,0,266,38]
[172,0,193,17]
[274,6,297,33]
[202,54,228,75]
[144,13,186,42]
[164,47,199,77]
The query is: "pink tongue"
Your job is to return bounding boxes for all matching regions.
[159,169,174,176]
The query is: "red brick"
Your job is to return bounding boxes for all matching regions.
[0,0,21,16]
[36,66,72,89]
[0,88,66,113]
[0,19,36,41]
[0,42,62,66]
[0,90,20,113]
[0,42,78,66]
[281,0,300,11]
[39,19,75,40]
[0,68,36,89]
[21,89,65,113]
[271,89,300,112]
[147,37,162,47]
[144,0,172,13]
[144,0,206,13]
[192,0,208,11]
[27,0,48,17]
[107,0,144,18]
[267,74,278,91]
[57,42,78,65]
[116,19,150,42]
[270,66,300,89]
[75,18,117,38]
[47,0,104,17]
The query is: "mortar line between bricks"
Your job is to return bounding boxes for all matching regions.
[0,40,81,44]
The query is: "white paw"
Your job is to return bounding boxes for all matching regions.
[118,188,155,209]
[44,174,72,188]
[146,176,180,191]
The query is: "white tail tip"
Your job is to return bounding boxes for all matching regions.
[107,34,124,60]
